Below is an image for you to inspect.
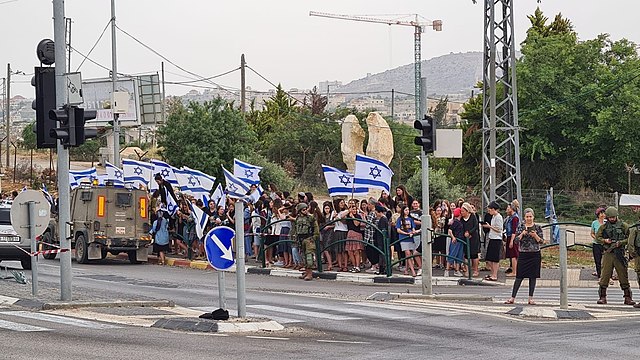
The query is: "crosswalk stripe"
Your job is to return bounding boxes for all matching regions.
[297,303,411,320]
[0,319,50,332]
[189,306,303,324]
[346,302,461,316]
[247,305,360,321]
[0,311,120,329]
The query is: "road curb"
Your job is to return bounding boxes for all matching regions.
[39,300,175,310]
[366,292,493,302]
[151,317,284,333]
[506,306,595,320]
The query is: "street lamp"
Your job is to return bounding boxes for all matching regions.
[625,164,639,194]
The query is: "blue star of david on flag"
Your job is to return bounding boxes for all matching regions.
[160,168,170,178]
[244,169,254,178]
[114,170,123,179]
[228,183,238,193]
[134,167,143,176]
[369,166,382,179]
[188,175,197,187]
[339,174,351,186]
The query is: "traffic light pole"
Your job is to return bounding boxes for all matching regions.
[419,77,432,296]
[111,0,120,166]
[53,0,72,301]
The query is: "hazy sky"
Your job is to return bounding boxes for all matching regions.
[2,0,639,97]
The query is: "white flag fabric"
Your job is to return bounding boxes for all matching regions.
[123,159,153,189]
[188,202,208,239]
[162,185,179,216]
[212,183,226,210]
[353,154,394,193]
[233,159,262,185]
[222,166,250,199]
[105,162,125,187]
[184,166,216,194]
[41,184,54,206]
[174,167,215,197]
[321,165,368,197]
[150,160,179,190]
[69,167,98,189]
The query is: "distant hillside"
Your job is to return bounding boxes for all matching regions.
[337,51,483,98]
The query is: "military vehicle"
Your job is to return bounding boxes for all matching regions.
[42,183,152,264]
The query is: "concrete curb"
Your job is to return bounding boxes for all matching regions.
[459,278,503,287]
[506,306,595,320]
[39,300,175,310]
[151,317,284,333]
[366,292,493,302]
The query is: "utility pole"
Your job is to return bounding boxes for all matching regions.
[53,0,72,301]
[419,77,432,296]
[1,77,4,169]
[111,0,120,166]
[160,61,166,144]
[240,54,246,113]
[6,64,10,169]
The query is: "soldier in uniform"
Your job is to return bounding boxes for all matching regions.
[596,206,634,305]
[627,209,640,308]
[293,203,319,281]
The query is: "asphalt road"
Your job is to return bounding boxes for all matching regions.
[2,257,640,359]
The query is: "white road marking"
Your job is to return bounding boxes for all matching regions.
[247,304,360,321]
[317,340,370,344]
[1,311,120,329]
[346,302,461,316]
[0,319,50,332]
[246,336,290,341]
[297,303,411,320]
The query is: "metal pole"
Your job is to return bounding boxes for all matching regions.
[235,200,246,318]
[54,0,72,301]
[217,271,226,309]
[111,0,120,166]
[1,77,4,169]
[615,191,619,209]
[559,220,568,310]
[240,54,246,113]
[28,201,38,296]
[6,64,10,170]
[391,89,395,121]
[160,62,166,127]
[419,77,432,295]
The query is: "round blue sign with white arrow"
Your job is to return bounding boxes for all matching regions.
[205,226,235,271]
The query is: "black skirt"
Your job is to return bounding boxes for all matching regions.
[432,235,446,253]
[485,239,503,262]
[517,251,541,279]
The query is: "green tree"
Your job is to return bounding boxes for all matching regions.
[21,122,36,150]
[157,97,255,179]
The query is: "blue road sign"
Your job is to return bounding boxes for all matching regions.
[205,226,235,271]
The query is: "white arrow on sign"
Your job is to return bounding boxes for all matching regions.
[211,232,233,261]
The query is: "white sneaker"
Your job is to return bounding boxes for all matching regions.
[416,269,422,276]
[398,266,406,271]
[454,271,463,277]
[274,261,284,266]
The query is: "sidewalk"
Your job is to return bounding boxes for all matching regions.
[118,253,617,288]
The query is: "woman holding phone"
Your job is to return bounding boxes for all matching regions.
[504,208,544,305]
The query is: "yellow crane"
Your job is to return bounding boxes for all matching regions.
[309,11,442,119]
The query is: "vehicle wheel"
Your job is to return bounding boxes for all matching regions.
[128,251,141,264]
[20,257,32,270]
[41,232,57,260]
[75,234,89,264]
[101,247,108,260]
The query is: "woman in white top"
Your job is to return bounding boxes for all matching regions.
[331,198,349,272]
[482,201,504,281]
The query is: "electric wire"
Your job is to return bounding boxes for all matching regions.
[75,19,111,72]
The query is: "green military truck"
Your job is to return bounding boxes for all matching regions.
[42,184,152,264]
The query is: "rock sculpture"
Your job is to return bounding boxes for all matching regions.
[365,112,394,166]
[341,114,365,173]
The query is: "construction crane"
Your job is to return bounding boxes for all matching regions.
[309,11,442,121]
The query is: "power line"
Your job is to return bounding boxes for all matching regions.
[75,19,111,72]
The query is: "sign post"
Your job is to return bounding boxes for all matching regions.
[205,226,235,311]
[11,190,50,296]
[235,200,246,318]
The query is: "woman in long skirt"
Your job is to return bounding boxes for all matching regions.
[504,208,544,305]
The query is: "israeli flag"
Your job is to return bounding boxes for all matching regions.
[354,154,394,193]
[188,201,209,239]
[248,185,264,204]
[150,160,179,190]
[41,184,54,206]
[322,165,369,197]
[123,159,153,189]
[212,183,226,210]
[233,159,262,185]
[222,166,250,199]
[184,166,216,194]
[162,185,179,216]
[69,167,98,189]
[105,162,125,187]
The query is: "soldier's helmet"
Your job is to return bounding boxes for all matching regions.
[296,203,308,212]
[605,206,618,217]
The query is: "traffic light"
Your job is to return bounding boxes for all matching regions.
[414,115,436,153]
[32,67,57,148]
[49,106,71,146]
[71,107,98,146]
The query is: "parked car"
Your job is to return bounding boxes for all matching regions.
[0,204,31,269]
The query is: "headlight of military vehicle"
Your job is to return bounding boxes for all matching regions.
[93,220,100,231]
